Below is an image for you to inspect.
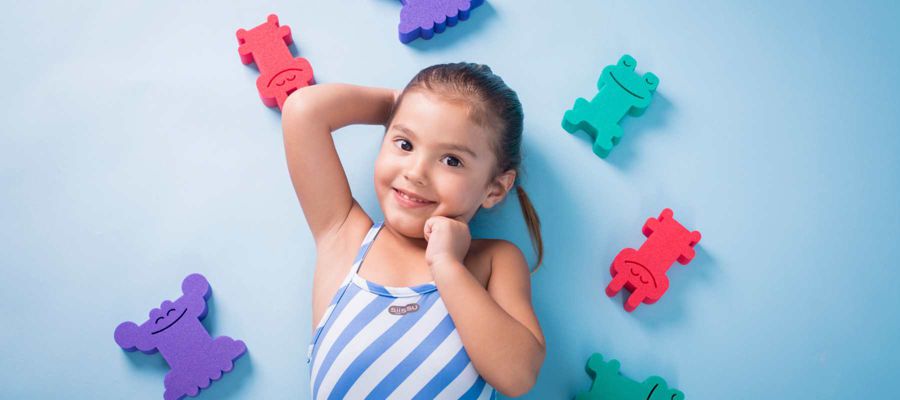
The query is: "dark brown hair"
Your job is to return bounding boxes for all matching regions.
[389,63,543,272]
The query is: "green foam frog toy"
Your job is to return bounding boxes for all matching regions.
[562,55,659,158]
[575,353,684,400]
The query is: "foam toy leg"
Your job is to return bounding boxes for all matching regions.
[237,14,315,110]
[575,353,684,400]
[114,274,247,400]
[606,208,701,312]
[562,54,659,158]
[398,0,485,43]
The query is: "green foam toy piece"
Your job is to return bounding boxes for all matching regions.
[575,353,684,400]
[562,55,659,158]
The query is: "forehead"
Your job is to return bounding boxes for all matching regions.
[390,90,493,152]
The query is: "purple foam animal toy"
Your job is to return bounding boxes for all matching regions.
[114,273,247,400]
[398,0,485,43]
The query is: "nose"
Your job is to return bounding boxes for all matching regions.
[403,156,428,186]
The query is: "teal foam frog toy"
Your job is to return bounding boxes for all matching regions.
[562,55,659,158]
[575,353,684,400]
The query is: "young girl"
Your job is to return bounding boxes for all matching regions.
[282,63,546,399]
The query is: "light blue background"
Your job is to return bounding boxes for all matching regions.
[2,1,898,398]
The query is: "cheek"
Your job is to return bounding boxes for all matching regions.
[434,174,482,206]
[374,155,405,200]
[373,153,396,184]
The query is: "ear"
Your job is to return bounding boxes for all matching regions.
[182,273,210,300]
[481,169,516,209]
[182,273,211,319]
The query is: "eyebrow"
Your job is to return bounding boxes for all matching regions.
[393,124,479,159]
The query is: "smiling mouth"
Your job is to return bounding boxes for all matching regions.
[151,308,186,335]
[609,72,645,100]
[393,188,435,207]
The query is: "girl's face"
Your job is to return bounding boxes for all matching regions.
[374,90,516,239]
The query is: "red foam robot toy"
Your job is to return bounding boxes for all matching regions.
[606,208,701,312]
[237,14,315,110]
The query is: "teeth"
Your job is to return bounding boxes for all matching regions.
[397,189,430,203]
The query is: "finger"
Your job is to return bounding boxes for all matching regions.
[430,216,449,231]
[439,215,467,232]
[423,219,433,240]
[425,216,437,231]
[436,213,465,224]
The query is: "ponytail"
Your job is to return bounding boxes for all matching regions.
[516,185,543,273]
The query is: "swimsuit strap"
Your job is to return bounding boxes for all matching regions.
[352,221,384,275]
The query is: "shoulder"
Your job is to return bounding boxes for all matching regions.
[463,238,526,289]
[470,239,530,287]
[470,238,528,264]
[470,238,524,256]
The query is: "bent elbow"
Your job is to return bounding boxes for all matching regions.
[497,381,535,398]
[495,370,538,398]
[281,88,310,119]
[499,347,544,397]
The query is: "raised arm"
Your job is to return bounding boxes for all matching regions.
[281,84,395,244]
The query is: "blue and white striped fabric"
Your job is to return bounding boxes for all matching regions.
[307,221,497,399]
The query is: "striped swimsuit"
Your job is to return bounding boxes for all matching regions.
[307,221,497,399]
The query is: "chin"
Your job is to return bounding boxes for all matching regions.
[377,185,432,239]
[383,209,428,239]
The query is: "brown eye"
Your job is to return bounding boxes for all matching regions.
[394,139,413,151]
[442,155,462,167]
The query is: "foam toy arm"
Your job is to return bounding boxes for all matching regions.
[114,273,247,400]
[237,14,315,110]
[562,54,659,158]
[606,208,701,312]
[575,353,684,400]
[398,0,485,43]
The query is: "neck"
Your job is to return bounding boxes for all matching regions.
[381,221,428,252]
